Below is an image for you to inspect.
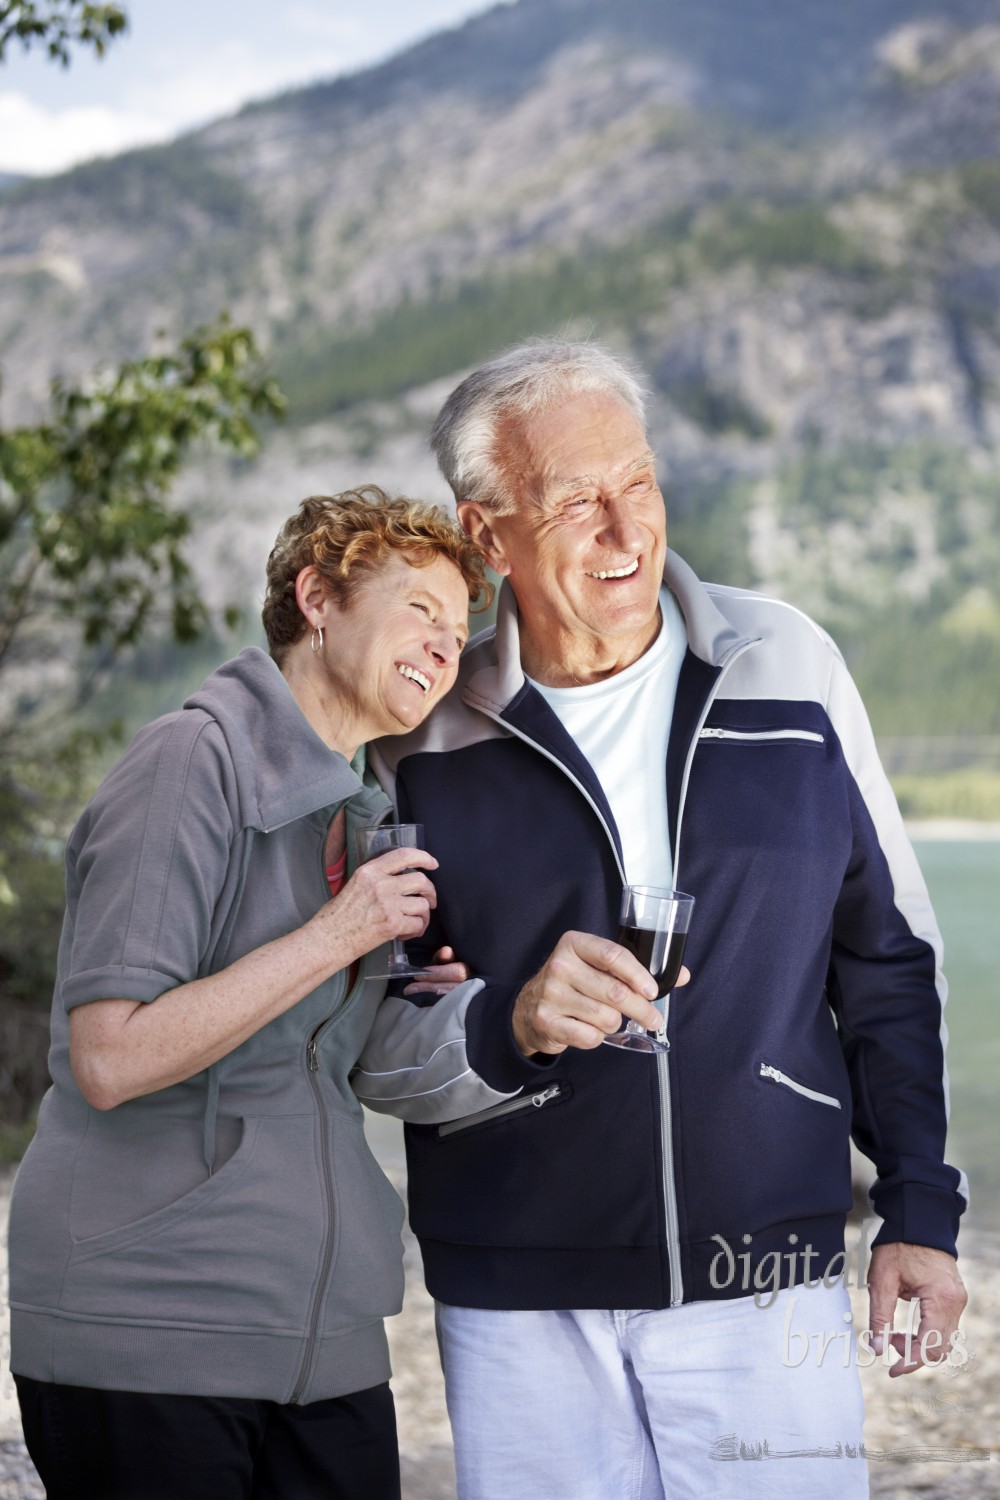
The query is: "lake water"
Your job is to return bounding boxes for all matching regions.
[914,837,1000,1238]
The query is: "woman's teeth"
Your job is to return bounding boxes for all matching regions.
[397,664,430,692]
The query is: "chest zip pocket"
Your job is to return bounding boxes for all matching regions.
[700,728,825,746]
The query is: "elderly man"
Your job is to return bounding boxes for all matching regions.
[362,341,967,1500]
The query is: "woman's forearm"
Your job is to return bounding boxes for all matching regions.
[70,850,438,1109]
[70,916,353,1109]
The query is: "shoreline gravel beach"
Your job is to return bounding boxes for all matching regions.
[2,1165,997,1498]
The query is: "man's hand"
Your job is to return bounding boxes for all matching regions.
[512,930,688,1055]
[868,1241,968,1377]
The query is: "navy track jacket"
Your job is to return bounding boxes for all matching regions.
[369,552,967,1311]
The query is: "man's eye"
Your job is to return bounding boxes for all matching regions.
[411,602,430,615]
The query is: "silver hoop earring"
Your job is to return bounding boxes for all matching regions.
[310,625,325,652]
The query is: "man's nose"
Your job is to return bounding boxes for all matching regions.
[598,497,644,551]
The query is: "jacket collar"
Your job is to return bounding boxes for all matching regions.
[184,647,368,832]
[465,550,751,713]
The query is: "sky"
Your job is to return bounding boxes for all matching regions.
[0,0,499,176]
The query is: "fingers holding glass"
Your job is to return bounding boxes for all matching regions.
[355,822,433,978]
[603,887,694,1056]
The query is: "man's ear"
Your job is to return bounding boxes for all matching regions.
[457,501,511,576]
[294,565,331,628]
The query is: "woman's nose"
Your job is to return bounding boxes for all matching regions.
[427,627,458,667]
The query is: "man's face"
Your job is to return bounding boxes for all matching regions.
[459,391,667,684]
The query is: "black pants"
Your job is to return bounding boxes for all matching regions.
[14,1375,401,1500]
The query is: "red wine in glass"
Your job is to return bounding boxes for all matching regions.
[616,923,688,999]
[354,823,431,979]
[603,886,694,1056]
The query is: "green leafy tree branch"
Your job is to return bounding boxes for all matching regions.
[0,323,285,1122]
[0,320,285,674]
[0,0,127,64]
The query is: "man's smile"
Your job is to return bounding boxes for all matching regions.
[584,559,640,580]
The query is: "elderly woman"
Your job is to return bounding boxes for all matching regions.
[7,486,491,1500]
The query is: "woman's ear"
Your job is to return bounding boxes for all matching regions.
[293,565,331,628]
[457,502,511,576]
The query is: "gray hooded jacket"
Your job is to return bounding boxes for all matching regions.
[7,647,507,1403]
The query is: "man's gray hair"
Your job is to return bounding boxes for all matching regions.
[430,339,650,515]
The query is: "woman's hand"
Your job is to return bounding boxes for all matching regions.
[311,846,439,966]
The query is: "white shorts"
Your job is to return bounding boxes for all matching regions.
[436,1282,868,1499]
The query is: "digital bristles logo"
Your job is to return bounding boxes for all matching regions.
[708,1225,877,1309]
[707,1223,974,1373]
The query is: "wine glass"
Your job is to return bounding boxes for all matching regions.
[354,823,431,979]
[602,885,694,1055]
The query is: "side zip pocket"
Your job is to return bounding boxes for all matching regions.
[439,1084,565,1138]
[759,1063,841,1109]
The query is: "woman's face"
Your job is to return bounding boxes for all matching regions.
[319,551,470,743]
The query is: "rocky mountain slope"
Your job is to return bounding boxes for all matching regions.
[1,0,999,733]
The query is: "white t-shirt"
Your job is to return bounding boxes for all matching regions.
[528,588,687,888]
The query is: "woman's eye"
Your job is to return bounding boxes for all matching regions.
[411,602,430,615]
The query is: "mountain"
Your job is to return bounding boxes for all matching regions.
[1,0,999,740]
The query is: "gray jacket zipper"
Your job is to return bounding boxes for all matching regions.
[439,1084,563,1137]
[290,809,379,1403]
[290,1022,339,1403]
[760,1063,841,1109]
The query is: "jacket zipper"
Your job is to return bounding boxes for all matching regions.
[473,638,762,1310]
[438,1084,563,1137]
[290,1025,339,1403]
[290,808,380,1403]
[759,1063,841,1109]
[699,727,824,745]
[663,636,760,1305]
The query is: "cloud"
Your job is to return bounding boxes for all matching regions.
[0,92,174,175]
[0,36,371,175]
[118,38,362,131]
[0,3,493,177]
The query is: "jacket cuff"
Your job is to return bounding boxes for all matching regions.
[869,1182,964,1258]
[466,983,559,1094]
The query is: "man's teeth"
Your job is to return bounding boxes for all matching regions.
[586,560,639,579]
[397,664,430,692]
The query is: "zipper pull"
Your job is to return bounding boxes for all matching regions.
[307,1037,319,1072]
[532,1085,561,1107]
